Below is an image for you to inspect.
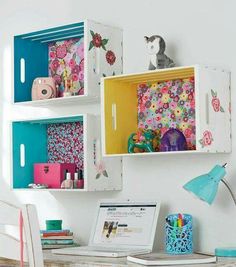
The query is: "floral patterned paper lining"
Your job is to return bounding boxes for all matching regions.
[137,77,196,150]
[49,38,84,96]
[47,122,84,170]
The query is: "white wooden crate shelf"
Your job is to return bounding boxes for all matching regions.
[101,65,231,156]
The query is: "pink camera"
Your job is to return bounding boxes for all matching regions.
[31,77,57,100]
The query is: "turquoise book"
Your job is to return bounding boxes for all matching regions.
[40,229,70,234]
[41,239,74,245]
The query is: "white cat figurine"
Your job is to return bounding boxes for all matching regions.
[144,35,175,70]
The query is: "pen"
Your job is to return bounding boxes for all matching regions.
[178,213,183,227]
[173,219,178,228]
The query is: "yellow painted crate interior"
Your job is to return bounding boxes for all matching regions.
[104,67,195,154]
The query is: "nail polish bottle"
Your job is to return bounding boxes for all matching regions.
[73,169,79,189]
[61,169,68,189]
[61,172,73,189]
[77,170,84,189]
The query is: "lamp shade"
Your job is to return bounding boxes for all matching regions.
[183,165,226,204]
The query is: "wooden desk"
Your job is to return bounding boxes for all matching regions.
[1,251,236,267]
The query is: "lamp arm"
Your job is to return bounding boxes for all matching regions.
[221,178,236,206]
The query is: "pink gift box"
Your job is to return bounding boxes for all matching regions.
[34,163,76,188]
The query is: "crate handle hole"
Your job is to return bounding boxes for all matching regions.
[20,144,25,167]
[206,93,209,124]
[20,58,25,83]
[112,103,117,130]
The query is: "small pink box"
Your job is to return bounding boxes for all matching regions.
[34,163,76,188]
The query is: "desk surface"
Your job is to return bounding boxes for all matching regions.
[1,251,236,267]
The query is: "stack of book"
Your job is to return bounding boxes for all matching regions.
[40,229,75,249]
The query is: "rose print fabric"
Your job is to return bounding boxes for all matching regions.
[89,31,108,50]
[49,38,84,96]
[47,122,83,170]
[137,77,196,150]
[199,130,213,148]
[211,89,224,113]
[88,31,116,66]
[106,50,116,65]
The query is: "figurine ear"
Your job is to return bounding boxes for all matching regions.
[144,36,149,43]
[159,37,166,53]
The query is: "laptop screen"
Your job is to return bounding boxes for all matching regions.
[92,202,158,246]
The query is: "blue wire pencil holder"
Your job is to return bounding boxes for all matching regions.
[165,214,193,254]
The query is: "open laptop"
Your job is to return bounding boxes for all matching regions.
[52,199,160,257]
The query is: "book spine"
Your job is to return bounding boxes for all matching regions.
[42,232,73,237]
[41,239,74,245]
[42,244,77,249]
[40,229,70,234]
[41,236,73,240]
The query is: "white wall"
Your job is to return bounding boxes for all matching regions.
[0,0,236,252]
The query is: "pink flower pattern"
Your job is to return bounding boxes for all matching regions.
[137,77,196,150]
[106,50,116,65]
[49,38,84,96]
[56,44,67,59]
[77,45,84,59]
[93,141,109,179]
[199,130,213,148]
[49,51,56,59]
[211,89,224,113]
[47,122,84,170]
[95,161,108,179]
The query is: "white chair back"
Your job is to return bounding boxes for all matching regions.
[0,200,44,267]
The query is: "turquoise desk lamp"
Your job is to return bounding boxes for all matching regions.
[183,163,236,257]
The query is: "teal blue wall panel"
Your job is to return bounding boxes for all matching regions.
[14,38,48,102]
[13,122,48,188]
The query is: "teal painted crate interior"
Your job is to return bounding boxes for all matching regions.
[14,22,84,103]
[12,116,84,188]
